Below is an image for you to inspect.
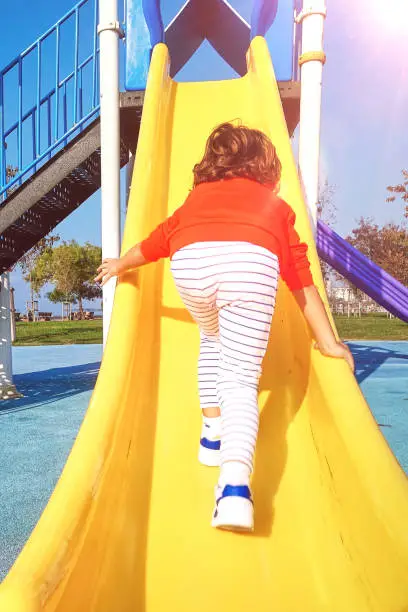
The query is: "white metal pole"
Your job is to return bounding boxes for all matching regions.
[98,0,122,347]
[0,274,20,399]
[10,286,16,343]
[296,0,327,234]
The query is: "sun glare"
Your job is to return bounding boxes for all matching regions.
[371,0,408,31]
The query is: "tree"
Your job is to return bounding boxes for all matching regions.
[346,218,408,287]
[6,165,18,182]
[18,235,60,315]
[317,180,337,227]
[386,169,408,219]
[317,180,337,286]
[46,288,77,306]
[346,217,381,260]
[32,241,102,317]
[5,165,19,198]
[378,223,408,286]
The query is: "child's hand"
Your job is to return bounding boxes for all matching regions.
[315,341,355,372]
[94,258,122,287]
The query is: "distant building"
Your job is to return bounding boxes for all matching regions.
[325,282,387,316]
[330,286,356,303]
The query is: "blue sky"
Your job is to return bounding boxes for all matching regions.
[4,0,408,312]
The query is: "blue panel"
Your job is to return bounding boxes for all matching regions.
[125,0,151,90]
[250,0,279,38]
[227,0,297,82]
[126,0,164,91]
[142,0,164,46]
[125,0,298,89]
[265,0,296,81]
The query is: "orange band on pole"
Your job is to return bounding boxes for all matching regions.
[299,50,326,66]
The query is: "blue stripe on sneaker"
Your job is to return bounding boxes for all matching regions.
[200,437,221,451]
[217,485,252,503]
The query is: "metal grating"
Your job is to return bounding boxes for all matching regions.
[0,104,141,273]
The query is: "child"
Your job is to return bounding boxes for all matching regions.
[95,122,354,532]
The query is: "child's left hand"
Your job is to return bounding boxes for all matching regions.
[315,340,355,372]
[94,258,122,287]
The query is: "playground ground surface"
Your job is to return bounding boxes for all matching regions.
[0,341,407,580]
[13,315,408,345]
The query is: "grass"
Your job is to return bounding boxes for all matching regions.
[13,315,408,346]
[14,320,103,346]
[334,315,408,341]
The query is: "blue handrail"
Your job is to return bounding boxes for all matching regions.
[250,0,279,38]
[0,0,101,200]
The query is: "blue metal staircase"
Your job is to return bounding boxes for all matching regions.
[0,0,142,273]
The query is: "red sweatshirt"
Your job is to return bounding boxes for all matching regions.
[140,177,313,290]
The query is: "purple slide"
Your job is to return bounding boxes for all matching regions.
[316,220,408,323]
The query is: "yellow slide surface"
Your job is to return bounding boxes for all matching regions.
[1,38,408,611]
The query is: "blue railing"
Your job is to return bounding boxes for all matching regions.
[0,0,101,200]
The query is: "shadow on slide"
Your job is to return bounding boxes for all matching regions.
[1,38,408,612]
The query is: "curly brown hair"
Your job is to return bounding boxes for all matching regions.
[193,122,282,188]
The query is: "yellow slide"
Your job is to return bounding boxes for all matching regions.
[1,37,408,612]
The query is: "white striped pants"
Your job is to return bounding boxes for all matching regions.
[171,242,279,472]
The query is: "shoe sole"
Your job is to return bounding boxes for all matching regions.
[212,496,254,532]
[198,444,220,467]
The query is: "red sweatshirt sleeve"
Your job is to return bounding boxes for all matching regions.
[280,204,314,290]
[140,209,181,262]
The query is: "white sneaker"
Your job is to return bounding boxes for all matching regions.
[211,484,254,532]
[198,422,221,467]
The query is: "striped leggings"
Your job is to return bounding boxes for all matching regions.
[171,242,279,472]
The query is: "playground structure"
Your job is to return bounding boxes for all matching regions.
[0,1,405,396]
[0,0,408,610]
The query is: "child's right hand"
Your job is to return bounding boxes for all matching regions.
[315,341,355,372]
[94,258,122,287]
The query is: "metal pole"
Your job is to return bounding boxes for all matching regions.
[296,0,326,234]
[10,286,16,343]
[98,0,122,347]
[0,274,20,399]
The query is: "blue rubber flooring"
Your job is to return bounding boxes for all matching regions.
[350,341,408,473]
[0,345,102,580]
[0,341,407,580]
